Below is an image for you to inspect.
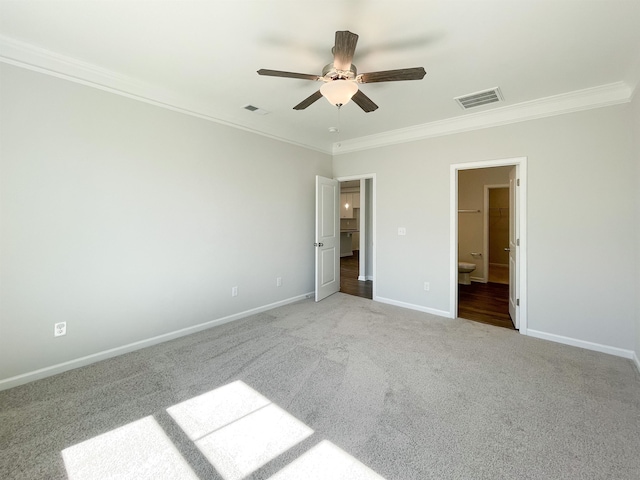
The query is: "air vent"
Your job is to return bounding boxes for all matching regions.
[454,87,503,110]
[242,104,270,115]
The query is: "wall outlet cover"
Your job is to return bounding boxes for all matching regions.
[54,322,66,337]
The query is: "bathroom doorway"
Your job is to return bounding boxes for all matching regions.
[450,157,527,334]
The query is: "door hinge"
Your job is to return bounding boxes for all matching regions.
[516,299,520,306]
[516,238,520,246]
[517,179,520,186]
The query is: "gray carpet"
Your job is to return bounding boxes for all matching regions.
[1,293,639,479]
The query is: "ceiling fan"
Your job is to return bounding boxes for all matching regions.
[257,30,426,112]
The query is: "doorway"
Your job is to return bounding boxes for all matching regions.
[450,158,527,334]
[337,176,375,300]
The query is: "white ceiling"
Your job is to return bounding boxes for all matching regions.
[1,0,639,154]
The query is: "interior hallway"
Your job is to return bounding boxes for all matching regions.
[340,251,372,300]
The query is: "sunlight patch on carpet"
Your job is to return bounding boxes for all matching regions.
[168,380,313,480]
[268,440,386,480]
[194,403,313,480]
[62,416,198,480]
[61,380,385,480]
[167,380,270,441]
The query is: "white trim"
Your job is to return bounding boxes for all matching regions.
[336,174,377,299]
[469,276,487,283]
[0,293,312,392]
[0,35,330,155]
[375,296,452,319]
[333,82,632,155]
[451,157,528,334]
[527,330,635,360]
[634,352,640,374]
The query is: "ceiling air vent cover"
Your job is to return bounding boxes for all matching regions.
[242,104,270,115]
[454,87,503,110]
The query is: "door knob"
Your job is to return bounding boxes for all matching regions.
[314,242,324,247]
[504,247,510,252]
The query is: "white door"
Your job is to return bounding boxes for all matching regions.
[508,167,519,328]
[315,176,340,301]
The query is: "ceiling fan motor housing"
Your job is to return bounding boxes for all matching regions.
[322,63,357,81]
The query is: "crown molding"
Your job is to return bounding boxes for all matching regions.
[1,35,633,158]
[332,81,633,155]
[0,35,332,155]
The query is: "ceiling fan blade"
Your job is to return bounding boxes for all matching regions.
[359,67,426,83]
[293,90,323,110]
[257,69,320,81]
[351,90,378,113]
[333,30,359,70]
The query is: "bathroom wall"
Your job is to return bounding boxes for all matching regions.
[488,188,509,265]
[458,166,511,281]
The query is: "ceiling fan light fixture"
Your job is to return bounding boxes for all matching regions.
[320,79,358,107]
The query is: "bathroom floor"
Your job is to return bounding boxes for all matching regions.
[458,282,514,329]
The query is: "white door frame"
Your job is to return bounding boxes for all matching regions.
[336,173,377,300]
[450,157,528,335]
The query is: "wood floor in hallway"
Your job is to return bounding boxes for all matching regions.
[458,281,515,330]
[340,254,510,327]
[340,251,372,299]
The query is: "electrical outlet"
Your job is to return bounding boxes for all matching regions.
[276,277,283,287]
[231,286,238,297]
[424,282,430,291]
[54,322,66,337]
[398,227,406,236]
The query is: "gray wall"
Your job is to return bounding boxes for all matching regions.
[333,103,637,353]
[0,64,332,384]
[2,61,638,387]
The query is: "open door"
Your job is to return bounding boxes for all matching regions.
[315,176,340,301]
[508,167,519,328]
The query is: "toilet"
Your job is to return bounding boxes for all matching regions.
[458,262,476,285]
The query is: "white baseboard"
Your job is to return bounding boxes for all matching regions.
[357,275,374,281]
[374,296,452,318]
[0,292,313,392]
[634,351,640,374]
[470,276,487,283]
[527,329,635,359]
